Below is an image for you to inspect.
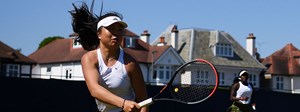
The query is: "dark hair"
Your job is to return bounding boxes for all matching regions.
[69,2,124,51]
[233,77,240,84]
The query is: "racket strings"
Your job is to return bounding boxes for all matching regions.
[170,85,215,102]
[169,61,218,103]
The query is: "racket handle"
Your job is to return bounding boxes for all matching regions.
[252,105,256,110]
[138,98,153,107]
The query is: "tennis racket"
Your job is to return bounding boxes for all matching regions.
[138,59,219,107]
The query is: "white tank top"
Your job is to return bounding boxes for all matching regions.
[95,48,135,112]
[236,81,253,104]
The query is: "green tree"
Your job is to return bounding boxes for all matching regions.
[38,36,64,49]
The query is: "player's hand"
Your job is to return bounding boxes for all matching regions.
[240,97,249,101]
[122,100,141,112]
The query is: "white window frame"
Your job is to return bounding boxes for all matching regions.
[125,37,136,48]
[218,72,225,85]
[6,64,19,77]
[215,43,233,57]
[275,76,284,90]
[46,67,51,73]
[152,65,173,83]
[73,38,82,48]
[65,68,73,79]
[196,70,209,84]
[249,73,257,87]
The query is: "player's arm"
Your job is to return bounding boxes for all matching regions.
[81,51,124,109]
[125,54,148,112]
[230,83,242,101]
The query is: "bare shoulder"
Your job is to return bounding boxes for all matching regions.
[81,50,98,65]
[232,82,240,90]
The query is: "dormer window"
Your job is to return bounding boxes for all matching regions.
[215,43,233,57]
[125,37,136,48]
[73,38,82,48]
[210,31,234,57]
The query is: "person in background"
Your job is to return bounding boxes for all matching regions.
[69,1,148,112]
[230,70,256,112]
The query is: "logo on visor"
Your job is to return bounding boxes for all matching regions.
[113,18,118,20]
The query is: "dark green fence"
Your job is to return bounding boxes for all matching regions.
[1,77,299,112]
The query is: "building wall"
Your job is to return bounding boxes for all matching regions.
[21,65,31,74]
[35,62,84,81]
[156,50,182,65]
[0,63,31,77]
[215,66,262,88]
[293,76,300,93]
[271,76,300,93]
[32,64,41,78]
[73,62,84,80]
[216,67,238,86]
[139,64,150,83]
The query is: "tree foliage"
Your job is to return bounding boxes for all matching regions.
[38,36,64,49]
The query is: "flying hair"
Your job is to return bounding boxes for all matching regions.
[90,0,95,14]
[69,0,102,51]
[99,0,104,16]
[69,0,124,51]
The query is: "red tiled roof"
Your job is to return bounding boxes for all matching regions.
[124,29,137,37]
[293,51,300,57]
[262,43,300,75]
[0,41,35,64]
[28,38,87,64]
[123,39,171,63]
[29,31,171,64]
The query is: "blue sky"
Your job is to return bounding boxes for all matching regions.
[1,0,299,58]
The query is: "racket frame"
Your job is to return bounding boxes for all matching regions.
[138,59,219,107]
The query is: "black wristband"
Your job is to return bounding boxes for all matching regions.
[121,99,126,109]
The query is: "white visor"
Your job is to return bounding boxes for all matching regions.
[97,16,127,30]
[239,70,248,76]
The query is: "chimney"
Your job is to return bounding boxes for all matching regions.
[140,30,150,44]
[157,36,167,46]
[171,25,179,50]
[246,33,256,57]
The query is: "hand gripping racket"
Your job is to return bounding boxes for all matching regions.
[138,59,219,107]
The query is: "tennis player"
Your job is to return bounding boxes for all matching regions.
[69,1,148,112]
[230,70,256,112]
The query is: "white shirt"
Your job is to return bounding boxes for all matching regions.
[95,48,135,112]
[236,81,253,104]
